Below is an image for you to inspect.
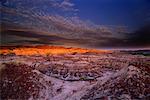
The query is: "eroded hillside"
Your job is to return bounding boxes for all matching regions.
[0,46,149,100]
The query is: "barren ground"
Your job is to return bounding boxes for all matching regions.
[0,46,150,100]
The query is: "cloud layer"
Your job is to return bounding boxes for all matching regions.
[1,0,150,48]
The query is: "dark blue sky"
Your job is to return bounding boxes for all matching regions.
[72,0,150,31]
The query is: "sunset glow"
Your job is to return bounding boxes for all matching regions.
[0,46,111,55]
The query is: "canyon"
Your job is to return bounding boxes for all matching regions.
[0,46,150,100]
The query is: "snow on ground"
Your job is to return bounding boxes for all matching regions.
[33,69,92,100]
[0,53,149,100]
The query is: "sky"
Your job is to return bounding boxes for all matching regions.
[0,0,150,48]
[75,0,150,30]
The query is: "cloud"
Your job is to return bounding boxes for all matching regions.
[86,24,150,48]
[1,1,149,48]
[1,20,150,48]
[58,0,78,12]
[1,0,77,13]
[0,28,89,46]
[125,24,150,47]
[61,0,74,7]
[1,6,128,48]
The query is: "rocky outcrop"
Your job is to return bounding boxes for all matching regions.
[0,52,149,100]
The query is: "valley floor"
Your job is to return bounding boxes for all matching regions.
[0,52,150,100]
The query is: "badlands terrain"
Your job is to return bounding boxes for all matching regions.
[0,46,150,100]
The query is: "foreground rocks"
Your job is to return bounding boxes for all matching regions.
[0,63,53,99]
[81,65,150,100]
[0,52,150,100]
